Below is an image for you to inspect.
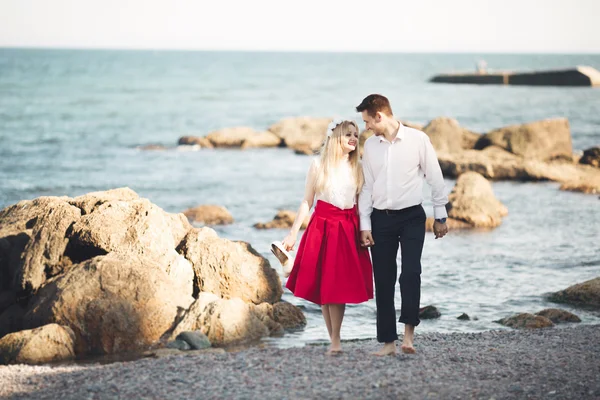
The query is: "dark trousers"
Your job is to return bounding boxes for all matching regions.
[371,204,426,343]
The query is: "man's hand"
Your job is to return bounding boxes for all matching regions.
[433,221,448,239]
[360,230,375,247]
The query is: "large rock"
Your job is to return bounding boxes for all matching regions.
[272,302,307,329]
[0,196,81,293]
[178,136,214,148]
[253,210,310,230]
[66,197,194,297]
[535,308,581,323]
[241,131,282,149]
[0,304,26,339]
[183,205,234,225]
[579,147,600,168]
[205,127,282,149]
[23,253,194,355]
[447,172,508,228]
[68,187,140,215]
[0,324,75,365]
[268,117,331,153]
[165,294,286,346]
[438,146,532,180]
[423,117,480,154]
[177,228,282,304]
[496,313,554,329]
[548,277,600,309]
[439,148,600,194]
[425,217,472,232]
[474,118,573,161]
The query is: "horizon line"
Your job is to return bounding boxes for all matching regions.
[1,45,599,56]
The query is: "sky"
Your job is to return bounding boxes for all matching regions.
[0,0,599,53]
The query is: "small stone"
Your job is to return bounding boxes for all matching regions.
[176,331,211,350]
[457,313,470,321]
[166,339,191,351]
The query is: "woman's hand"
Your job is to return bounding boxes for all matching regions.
[282,233,297,252]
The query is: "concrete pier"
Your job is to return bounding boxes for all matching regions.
[430,66,600,87]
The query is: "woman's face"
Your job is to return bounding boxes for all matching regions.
[341,125,359,154]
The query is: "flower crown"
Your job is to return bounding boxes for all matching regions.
[326,118,344,138]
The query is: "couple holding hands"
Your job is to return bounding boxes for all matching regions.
[273,94,448,356]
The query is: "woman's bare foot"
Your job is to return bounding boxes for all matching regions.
[326,349,343,356]
[373,342,396,356]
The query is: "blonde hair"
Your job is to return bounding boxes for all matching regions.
[314,120,364,195]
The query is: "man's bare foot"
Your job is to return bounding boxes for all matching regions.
[400,343,416,354]
[373,342,396,356]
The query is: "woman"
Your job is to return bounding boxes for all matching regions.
[282,118,373,354]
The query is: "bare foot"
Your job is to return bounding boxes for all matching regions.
[326,347,343,356]
[400,344,416,354]
[373,343,396,356]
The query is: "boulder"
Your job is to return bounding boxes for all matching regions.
[178,136,214,148]
[0,290,16,315]
[496,313,554,329]
[548,277,600,309]
[423,117,480,154]
[268,117,331,153]
[23,253,194,355]
[0,324,75,365]
[419,305,441,319]
[535,308,581,323]
[254,210,310,230]
[294,145,317,156]
[66,197,194,297]
[474,118,573,161]
[425,217,472,232]
[457,313,470,321]
[272,302,307,329]
[0,304,26,339]
[177,228,282,304]
[183,205,234,225]
[176,331,211,350]
[204,127,282,149]
[439,148,600,194]
[166,295,276,347]
[579,147,600,168]
[447,172,508,228]
[241,131,282,149]
[0,197,81,293]
[68,187,141,215]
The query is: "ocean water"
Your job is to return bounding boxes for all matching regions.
[1,49,599,348]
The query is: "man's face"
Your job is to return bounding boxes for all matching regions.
[361,111,384,135]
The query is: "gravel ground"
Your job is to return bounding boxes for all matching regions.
[1,325,599,400]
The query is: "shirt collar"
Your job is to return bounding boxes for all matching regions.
[378,121,405,144]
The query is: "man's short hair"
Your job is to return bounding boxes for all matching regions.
[355,94,393,117]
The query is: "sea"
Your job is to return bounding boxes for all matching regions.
[1,48,599,348]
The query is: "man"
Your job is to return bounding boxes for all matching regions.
[357,94,449,356]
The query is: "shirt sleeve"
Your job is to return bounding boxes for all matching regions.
[419,134,448,219]
[358,147,375,230]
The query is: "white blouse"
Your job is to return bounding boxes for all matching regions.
[307,158,357,210]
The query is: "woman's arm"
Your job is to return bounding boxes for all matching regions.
[282,160,317,251]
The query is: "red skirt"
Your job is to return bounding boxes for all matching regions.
[285,200,374,306]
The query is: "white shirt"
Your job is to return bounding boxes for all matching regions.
[359,122,448,231]
[308,158,356,210]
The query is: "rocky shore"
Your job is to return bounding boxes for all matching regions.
[166,116,600,195]
[1,325,599,400]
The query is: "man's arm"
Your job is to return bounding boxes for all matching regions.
[419,134,448,220]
